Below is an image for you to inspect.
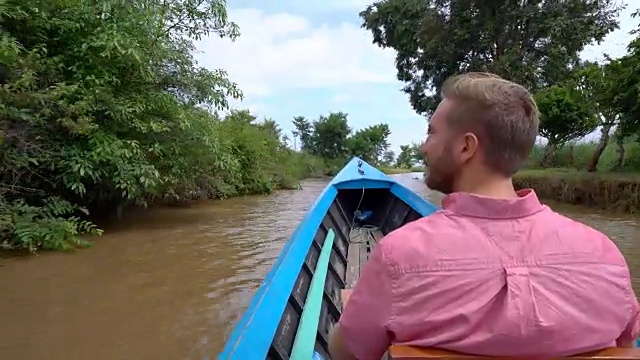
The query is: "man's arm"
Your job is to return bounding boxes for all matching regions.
[328,242,393,360]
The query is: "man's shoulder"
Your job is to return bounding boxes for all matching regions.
[375,210,456,265]
[380,210,451,243]
[542,209,625,263]
[541,208,612,242]
[376,208,626,267]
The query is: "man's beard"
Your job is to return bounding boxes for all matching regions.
[424,153,457,195]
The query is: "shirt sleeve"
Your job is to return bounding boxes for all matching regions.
[617,286,640,347]
[338,240,393,360]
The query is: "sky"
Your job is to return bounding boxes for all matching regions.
[195,1,638,154]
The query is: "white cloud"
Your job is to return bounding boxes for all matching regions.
[196,4,637,101]
[580,2,637,61]
[331,93,354,104]
[324,0,374,10]
[260,0,373,13]
[195,4,637,152]
[194,8,396,98]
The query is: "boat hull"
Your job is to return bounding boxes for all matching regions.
[219,158,438,360]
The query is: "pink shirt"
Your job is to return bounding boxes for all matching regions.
[339,189,639,360]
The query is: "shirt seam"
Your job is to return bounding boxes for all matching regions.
[439,206,549,220]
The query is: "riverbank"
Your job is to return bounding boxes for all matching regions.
[380,166,424,175]
[0,150,329,253]
[513,169,640,214]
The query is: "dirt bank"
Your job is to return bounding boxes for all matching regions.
[513,169,640,215]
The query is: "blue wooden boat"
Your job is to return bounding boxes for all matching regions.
[219,157,438,360]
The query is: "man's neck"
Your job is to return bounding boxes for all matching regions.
[454,175,518,199]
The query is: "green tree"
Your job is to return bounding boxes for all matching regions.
[360,0,621,115]
[396,143,422,168]
[0,0,325,252]
[309,112,352,160]
[535,85,598,167]
[611,31,640,138]
[382,150,395,166]
[571,61,622,171]
[347,124,391,164]
[292,116,313,152]
[600,10,640,170]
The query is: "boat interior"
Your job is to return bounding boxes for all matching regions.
[223,157,640,360]
[266,185,640,360]
[267,186,424,360]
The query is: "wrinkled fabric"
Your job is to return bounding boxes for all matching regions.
[339,189,639,360]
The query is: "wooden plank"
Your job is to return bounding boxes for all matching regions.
[346,227,385,287]
[290,229,335,360]
[371,228,385,244]
[368,228,385,258]
[346,239,361,288]
[359,237,370,268]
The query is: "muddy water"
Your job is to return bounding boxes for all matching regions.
[0,173,638,359]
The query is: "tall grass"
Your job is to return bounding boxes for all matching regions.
[526,140,640,173]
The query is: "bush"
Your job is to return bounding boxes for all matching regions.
[0,1,326,252]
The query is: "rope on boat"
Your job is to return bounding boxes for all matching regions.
[348,225,378,244]
[348,185,366,244]
[347,185,380,244]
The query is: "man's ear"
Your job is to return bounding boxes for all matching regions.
[460,132,479,163]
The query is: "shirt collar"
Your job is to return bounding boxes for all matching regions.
[441,189,546,219]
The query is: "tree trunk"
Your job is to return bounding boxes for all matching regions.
[586,123,613,172]
[540,142,557,168]
[566,143,575,168]
[612,133,626,171]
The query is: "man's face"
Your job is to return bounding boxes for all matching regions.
[421,99,462,194]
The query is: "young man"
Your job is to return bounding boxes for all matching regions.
[328,73,639,360]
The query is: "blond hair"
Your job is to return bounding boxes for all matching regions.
[441,72,539,176]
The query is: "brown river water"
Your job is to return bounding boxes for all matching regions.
[1,173,639,359]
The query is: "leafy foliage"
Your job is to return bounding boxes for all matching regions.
[291,112,393,173]
[358,0,640,174]
[1,197,102,252]
[536,85,598,147]
[360,0,622,115]
[0,0,325,252]
[396,143,423,168]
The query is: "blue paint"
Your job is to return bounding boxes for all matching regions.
[334,179,392,189]
[219,157,439,359]
[335,179,395,190]
[218,185,338,359]
[330,157,391,185]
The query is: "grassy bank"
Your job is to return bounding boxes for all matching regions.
[513,169,640,214]
[512,140,640,214]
